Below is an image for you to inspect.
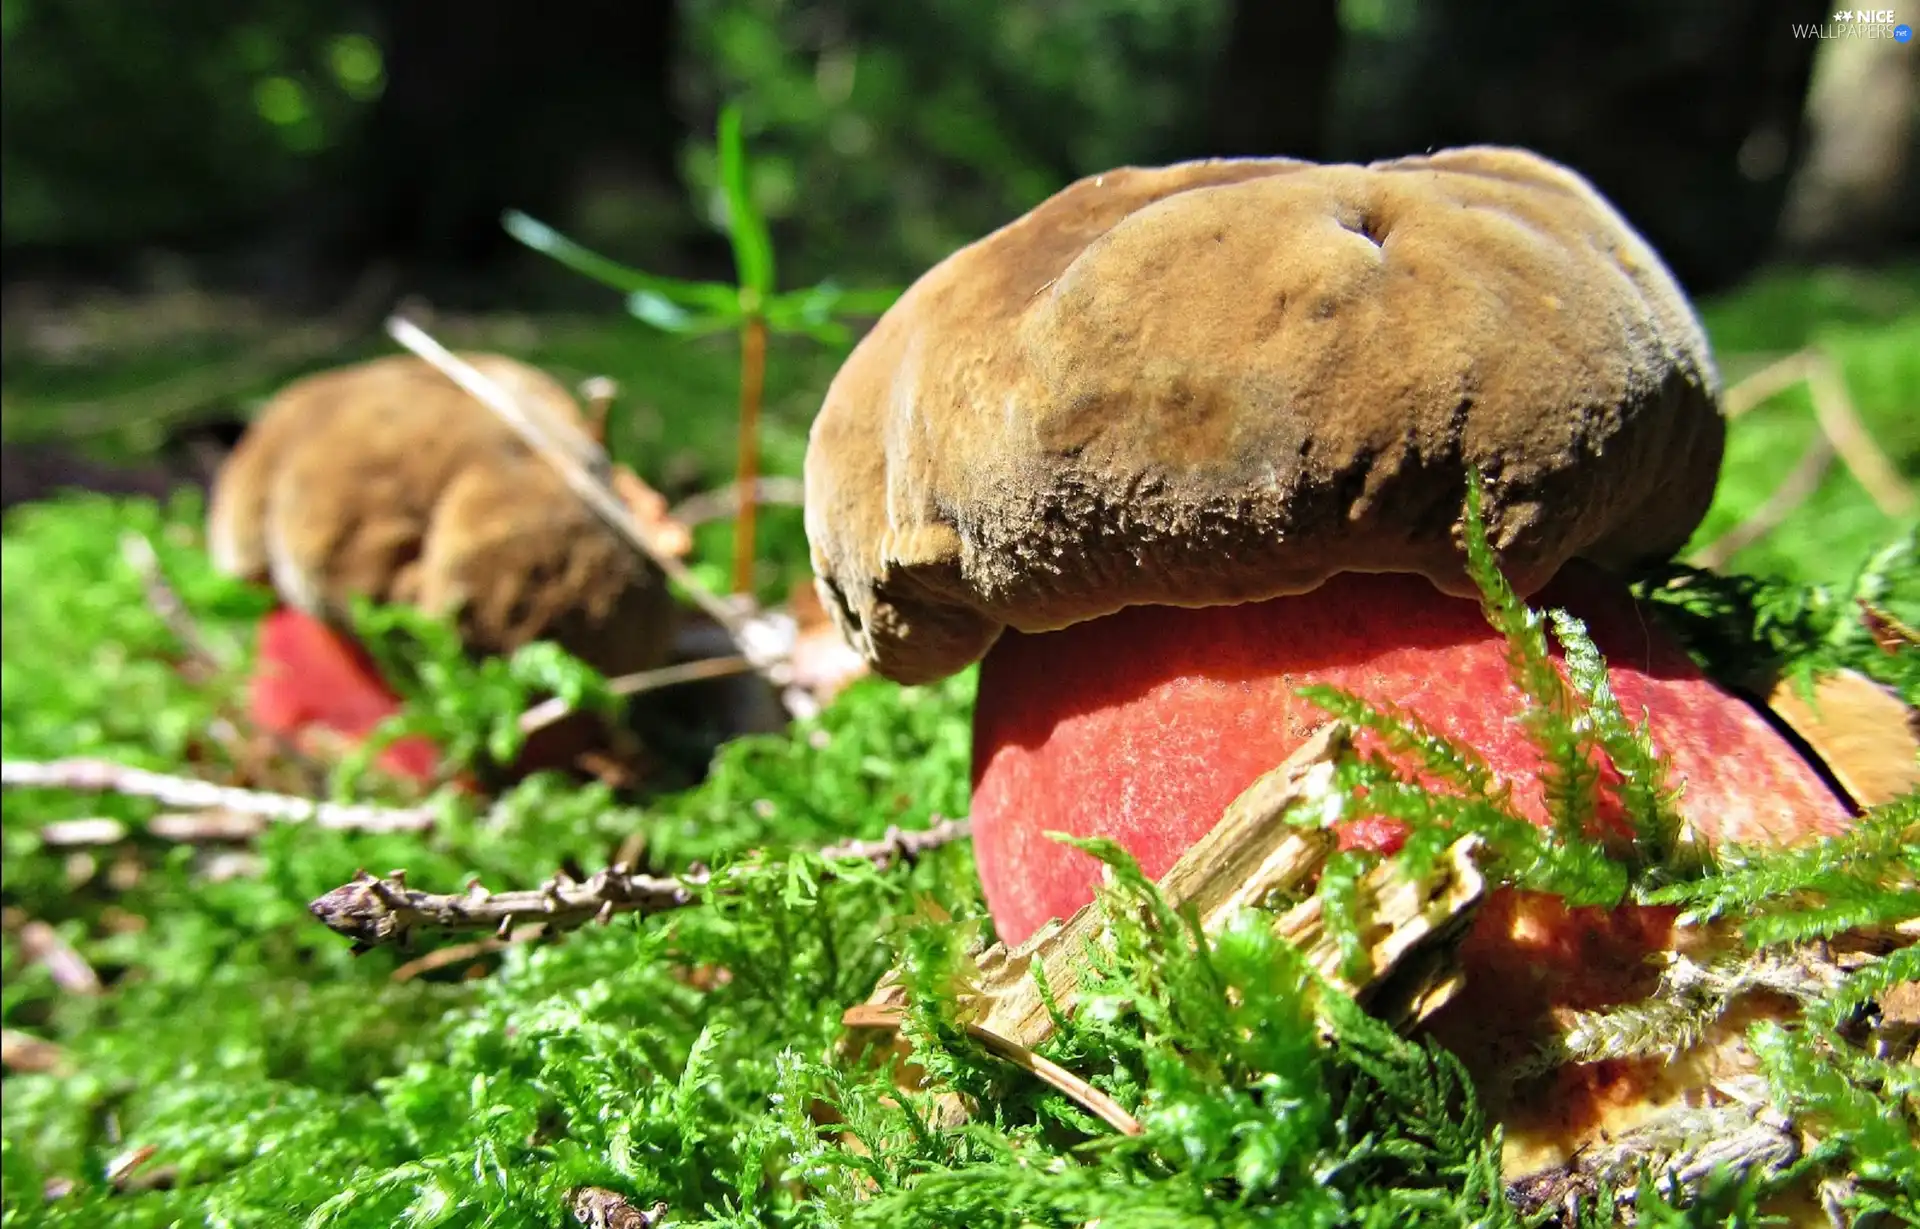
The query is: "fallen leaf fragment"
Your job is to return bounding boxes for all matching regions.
[1765,668,1920,808]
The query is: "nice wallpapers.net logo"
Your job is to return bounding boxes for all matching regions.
[1794,9,1915,39]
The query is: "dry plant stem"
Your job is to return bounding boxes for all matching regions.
[388,934,528,983]
[18,920,102,995]
[309,817,974,950]
[1690,434,1836,569]
[516,655,758,737]
[847,726,1485,1049]
[1803,346,1915,517]
[37,817,137,848]
[578,376,618,444]
[1861,598,1920,655]
[1711,347,1915,558]
[569,1187,670,1229]
[1,1028,67,1075]
[842,1004,1145,1136]
[670,476,805,528]
[3,757,436,833]
[732,314,768,597]
[120,532,226,677]
[1722,350,1818,420]
[42,809,289,848]
[842,728,1486,1134]
[384,317,785,676]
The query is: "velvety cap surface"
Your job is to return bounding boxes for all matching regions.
[804,147,1724,684]
[208,353,672,676]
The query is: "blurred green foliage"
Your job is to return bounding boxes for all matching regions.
[2,0,1240,270]
[680,0,1231,281]
[1,0,385,247]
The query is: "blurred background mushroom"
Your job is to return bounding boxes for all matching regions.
[803,146,1864,1172]
[206,353,697,784]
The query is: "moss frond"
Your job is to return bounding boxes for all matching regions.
[1635,525,1920,704]
[1461,473,1605,848]
[1641,793,1920,941]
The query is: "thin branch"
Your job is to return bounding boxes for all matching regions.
[843,1003,1145,1136]
[1861,598,1920,656]
[0,1029,68,1075]
[37,817,135,848]
[1722,350,1815,420]
[577,376,618,445]
[120,532,227,678]
[669,477,806,528]
[18,920,102,996]
[308,818,974,951]
[390,934,523,983]
[1710,348,1915,558]
[1805,346,1915,518]
[384,317,797,692]
[3,757,435,833]
[1689,433,1836,569]
[517,655,757,737]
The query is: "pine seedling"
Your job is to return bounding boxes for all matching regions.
[504,104,901,601]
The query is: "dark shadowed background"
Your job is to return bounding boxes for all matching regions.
[4,0,1915,302]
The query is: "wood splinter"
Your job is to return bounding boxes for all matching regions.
[841,726,1490,1129]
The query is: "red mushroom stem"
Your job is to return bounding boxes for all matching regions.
[249,605,444,783]
[972,564,1851,945]
[969,563,1854,1155]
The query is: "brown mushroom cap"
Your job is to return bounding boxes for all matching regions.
[208,353,672,676]
[804,147,1725,685]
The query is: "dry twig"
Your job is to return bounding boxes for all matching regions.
[17,920,103,996]
[1802,347,1915,519]
[1696,346,1915,568]
[4,757,436,833]
[669,477,806,529]
[842,1003,1145,1136]
[388,934,528,983]
[517,655,758,737]
[120,532,226,677]
[309,818,973,951]
[848,726,1485,1065]
[1689,434,1835,569]
[1861,599,1920,656]
[841,728,1488,1134]
[1,1028,68,1075]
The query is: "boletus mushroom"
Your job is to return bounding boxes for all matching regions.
[804,149,1857,1170]
[208,353,676,780]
